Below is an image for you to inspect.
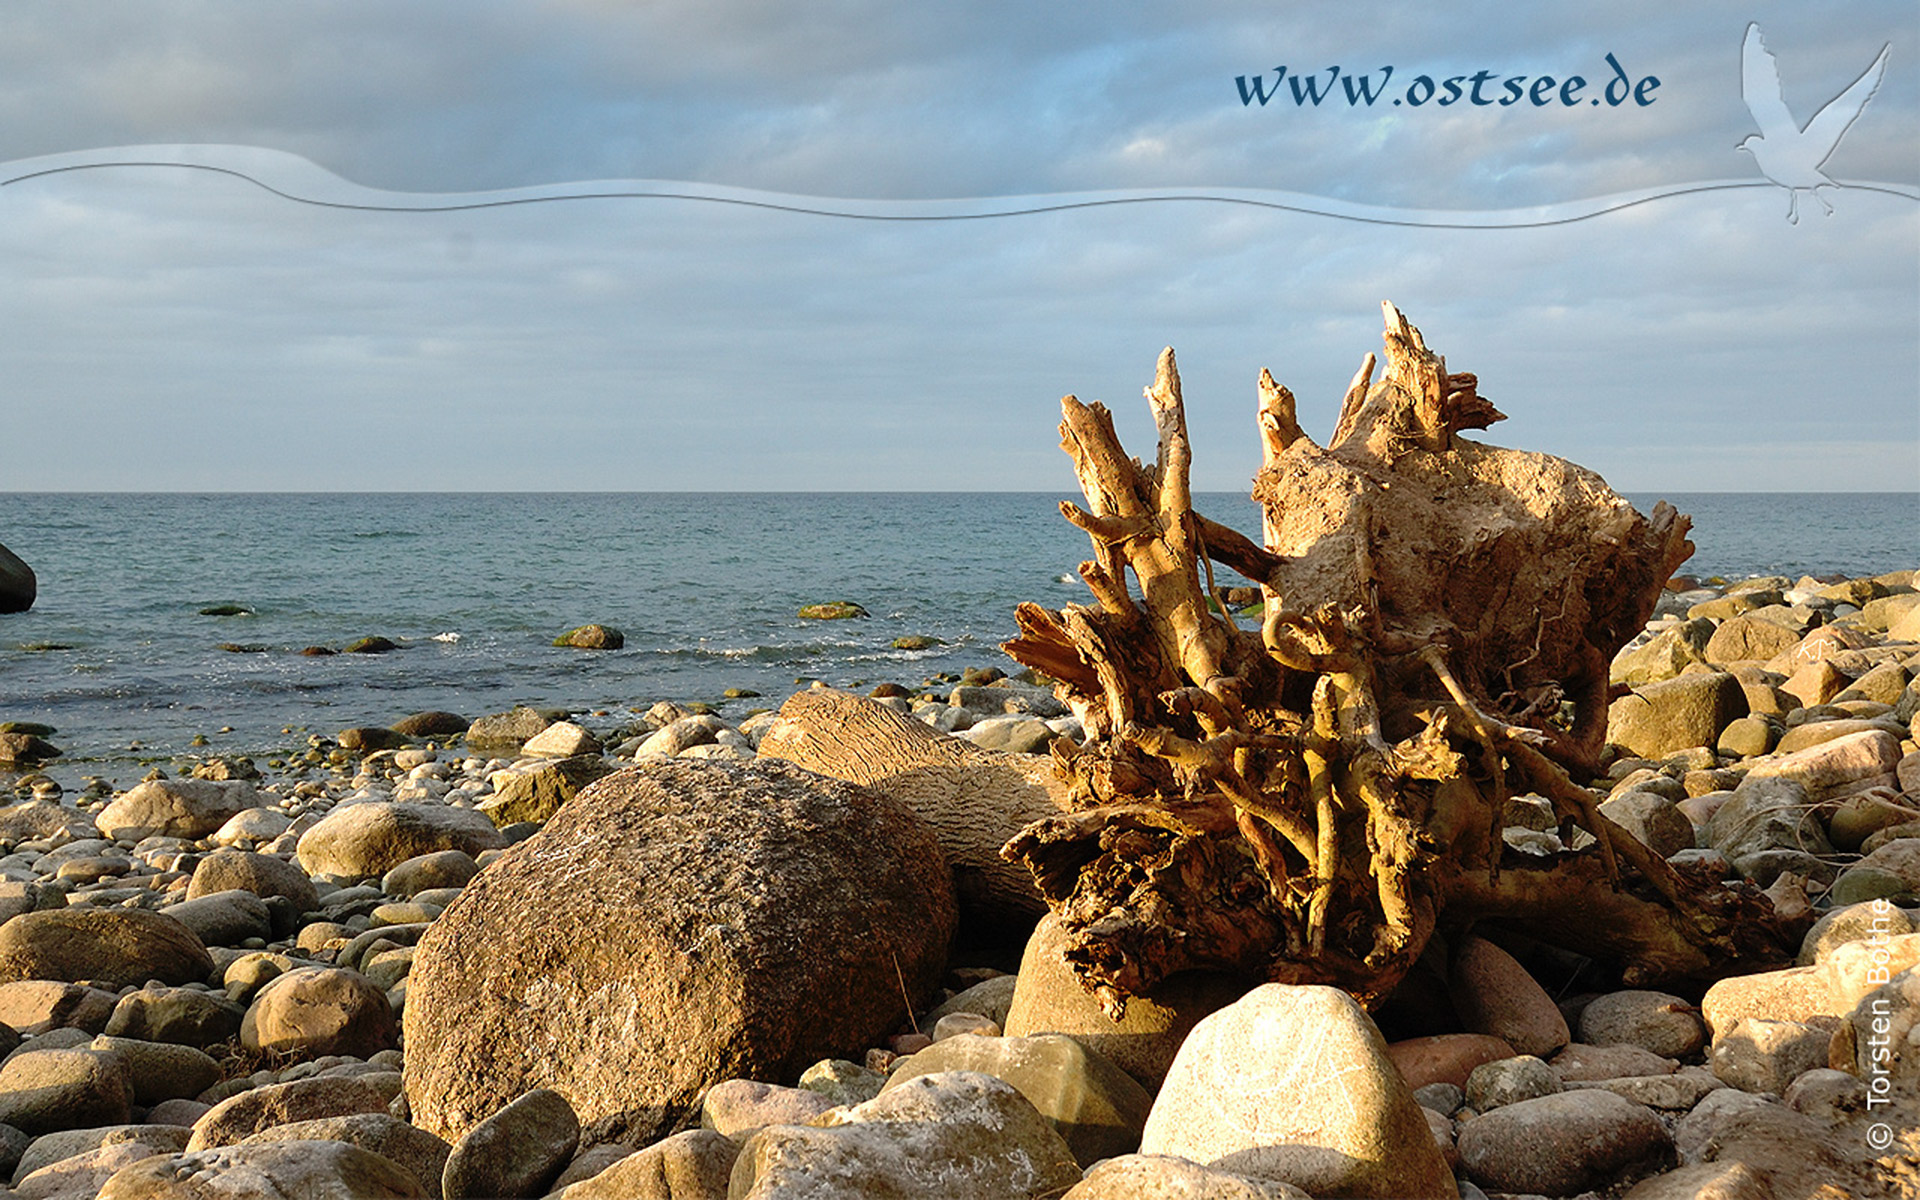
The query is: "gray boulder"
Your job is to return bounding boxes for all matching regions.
[402,759,955,1146]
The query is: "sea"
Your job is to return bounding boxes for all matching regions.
[1,492,1915,785]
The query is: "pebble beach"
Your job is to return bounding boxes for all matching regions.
[0,562,1915,1198]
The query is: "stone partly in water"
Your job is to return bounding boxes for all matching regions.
[729,1071,1082,1200]
[0,541,35,613]
[343,636,399,654]
[339,726,410,753]
[403,759,956,1146]
[797,600,870,620]
[391,711,470,738]
[1140,983,1457,1199]
[0,732,60,767]
[553,624,624,650]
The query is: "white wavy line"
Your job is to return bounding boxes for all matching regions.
[1,144,1915,229]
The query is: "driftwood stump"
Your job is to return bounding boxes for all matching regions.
[1001,303,1804,1016]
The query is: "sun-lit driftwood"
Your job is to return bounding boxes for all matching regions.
[1001,303,1804,1014]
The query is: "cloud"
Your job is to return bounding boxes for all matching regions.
[0,0,1912,491]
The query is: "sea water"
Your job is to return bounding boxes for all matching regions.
[0,491,1913,781]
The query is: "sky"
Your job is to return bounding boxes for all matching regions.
[0,1,1915,492]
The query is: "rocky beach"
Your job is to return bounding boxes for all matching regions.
[0,565,1913,1198]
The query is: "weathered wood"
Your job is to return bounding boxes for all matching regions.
[1001,303,1805,1014]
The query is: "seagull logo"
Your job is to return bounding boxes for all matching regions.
[1738,23,1890,223]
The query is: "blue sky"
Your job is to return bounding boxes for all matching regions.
[0,1,1914,491]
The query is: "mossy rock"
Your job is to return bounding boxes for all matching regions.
[892,635,940,650]
[217,643,269,654]
[0,722,55,737]
[723,688,761,699]
[554,624,625,650]
[343,636,399,654]
[798,601,870,620]
[197,604,252,617]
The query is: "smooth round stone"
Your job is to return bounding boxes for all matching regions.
[1578,990,1708,1059]
[1456,1090,1671,1196]
[1465,1054,1563,1111]
[931,1012,1000,1041]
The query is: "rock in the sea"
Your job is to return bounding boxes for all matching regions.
[187,1074,401,1150]
[883,1032,1154,1167]
[95,778,257,841]
[796,601,869,620]
[94,1139,426,1199]
[296,801,506,882]
[402,759,956,1146]
[442,1088,578,1200]
[1456,1089,1672,1196]
[241,966,398,1060]
[553,624,624,650]
[1449,935,1570,1058]
[1065,1154,1314,1199]
[188,849,319,913]
[0,732,59,767]
[0,908,212,988]
[0,542,35,613]
[1140,983,1456,1199]
[343,636,398,654]
[730,1070,1081,1200]
[339,726,410,753]
[1002,912,1244,1091]
[0,1048,132,1135]
[1606,673,1747,759]
[391,710,469,738]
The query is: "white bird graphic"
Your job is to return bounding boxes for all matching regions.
[1738,23,1890,223]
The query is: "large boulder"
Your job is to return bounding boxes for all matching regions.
[403,759,956,1145]
[296,802,506,882]
[729,1071,1081,1200]
[1138,983,1457,1199]
[0,908,212,988]
[95,779,258,841]
[755,688,1069,931]
[0,541,34,613]
[1002,911,1245,1091]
